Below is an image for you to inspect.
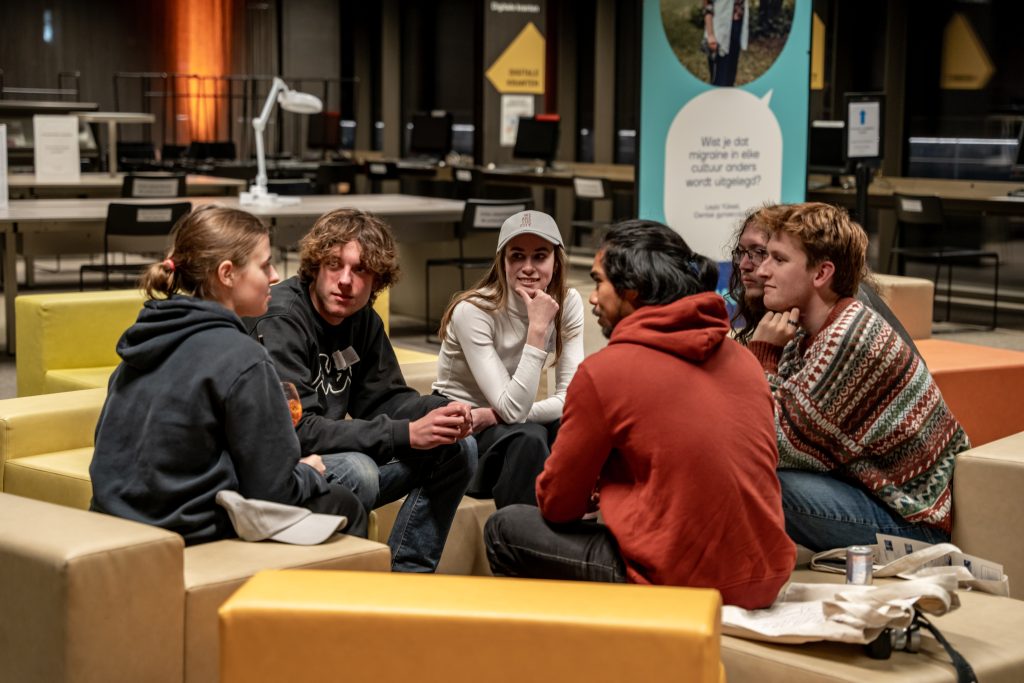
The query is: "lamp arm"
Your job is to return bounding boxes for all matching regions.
[251,77,289,192]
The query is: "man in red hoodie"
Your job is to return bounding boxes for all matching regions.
[484,220,795,609]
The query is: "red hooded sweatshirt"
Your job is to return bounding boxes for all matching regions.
[536,292,794,609]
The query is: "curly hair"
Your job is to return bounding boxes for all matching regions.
[298,209,400,303]
[139,205,267,301]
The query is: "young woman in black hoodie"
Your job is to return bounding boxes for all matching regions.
[90,205,366,544]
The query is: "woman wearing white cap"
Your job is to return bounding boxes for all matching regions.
[432,210,585,508]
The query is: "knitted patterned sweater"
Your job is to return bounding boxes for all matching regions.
[749,298,969,533]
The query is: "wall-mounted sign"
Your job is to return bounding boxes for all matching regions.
[485,21,545,94]
[500,95,535,147]
[941,12,994,90]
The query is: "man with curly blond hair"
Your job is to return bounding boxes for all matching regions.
[248,208,475,572]
[749,202,968,551]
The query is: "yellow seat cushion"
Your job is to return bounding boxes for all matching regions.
[45,366,117,392]
[220,570,724,683]
[3,448,95,510]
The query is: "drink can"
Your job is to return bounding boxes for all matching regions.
[846,545,874,585]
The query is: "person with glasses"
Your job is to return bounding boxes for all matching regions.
[729,204,920,355]
[728,204,788,345]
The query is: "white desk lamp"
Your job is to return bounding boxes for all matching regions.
[240,77,322,206]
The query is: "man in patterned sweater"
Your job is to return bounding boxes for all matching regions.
[748,202,969,551]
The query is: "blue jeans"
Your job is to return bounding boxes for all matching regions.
[322,440,475,573]
[778,470,951,552]
[484,504,626,582]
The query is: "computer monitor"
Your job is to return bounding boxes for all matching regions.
[807,120,851,180]
[409,112,453,158]
[1012,124,1024,180]
[513,116,560,166]
[307,112,341,151]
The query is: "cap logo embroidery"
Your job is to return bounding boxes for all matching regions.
[521,213,532,227]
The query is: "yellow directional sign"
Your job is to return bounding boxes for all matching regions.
[486,22,545,94]
[941,12,994,90]
[810,12,825,90]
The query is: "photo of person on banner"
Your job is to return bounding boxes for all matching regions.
[703,0,748,87]
[659,0,795,87]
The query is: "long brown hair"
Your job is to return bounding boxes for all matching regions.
[728,204,791,344]
[139,205,268,301]
[437,244,569,359]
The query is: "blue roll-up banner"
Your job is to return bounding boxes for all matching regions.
[639,0,811,269]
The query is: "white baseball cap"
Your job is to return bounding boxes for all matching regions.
[216,490,347,545]
[496,210,564,253]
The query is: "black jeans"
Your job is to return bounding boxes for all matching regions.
[485,504,627,582]
[709,17,743,86]
[306,482,369,538]
[470,420,559,508]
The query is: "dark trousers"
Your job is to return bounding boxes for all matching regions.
[709,18,743,86]
[470,420,559,508]
[305,482,369,538]
[485,504,627,582]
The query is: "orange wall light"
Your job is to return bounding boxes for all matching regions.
[171,0,233,142]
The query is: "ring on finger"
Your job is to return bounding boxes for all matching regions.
[786,319,799,327]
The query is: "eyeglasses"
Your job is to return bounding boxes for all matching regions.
[731,246,769,266]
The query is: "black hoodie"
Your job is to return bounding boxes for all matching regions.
[90,296,327,545]
[247,276,448,464]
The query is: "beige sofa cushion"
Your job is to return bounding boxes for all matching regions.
[0,492,185,683]
[952,432,1024,600]
[183,535,391,683]
[3,447,94,509]
[871,273,935,340]
[721,569,1024,682]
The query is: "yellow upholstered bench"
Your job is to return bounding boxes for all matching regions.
[15,288,408,396]
[220,570,724,683]
[16,289,147,396]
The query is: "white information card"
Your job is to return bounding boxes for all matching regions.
[33,115,81,182]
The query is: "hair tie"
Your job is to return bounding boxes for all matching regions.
[162,258,176,273]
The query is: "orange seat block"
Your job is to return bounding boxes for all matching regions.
[918,339,1024,447]
[220,570,724,683]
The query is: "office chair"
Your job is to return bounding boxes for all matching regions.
[888,193,1000,328]
[569,176,614,258]
[424,197,533,342]
[451,167,481,200]
[121,173,187,198]
[79,202,192,290]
